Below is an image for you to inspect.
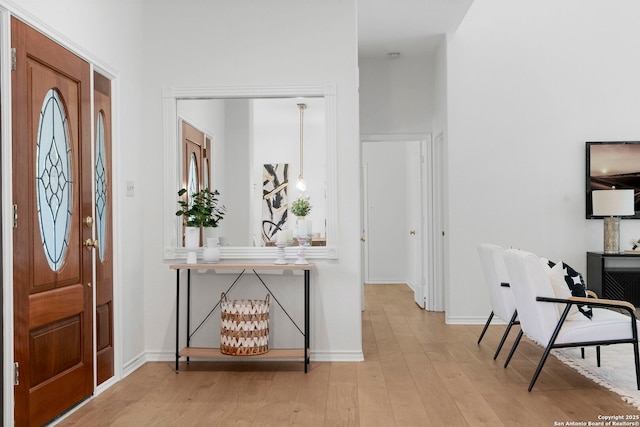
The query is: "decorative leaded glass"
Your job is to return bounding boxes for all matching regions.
[188,152,198,205]
[96,112,107,262]
[36,89,72,271]
[204,158,209,190]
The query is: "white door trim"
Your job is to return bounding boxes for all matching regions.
[424,134,445,311]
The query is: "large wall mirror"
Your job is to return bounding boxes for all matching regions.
[163,84,338,260]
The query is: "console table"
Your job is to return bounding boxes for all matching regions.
[586,252,640,307]
[169,262,313,372]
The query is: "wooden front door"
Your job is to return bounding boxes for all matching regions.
[12,17,93,426]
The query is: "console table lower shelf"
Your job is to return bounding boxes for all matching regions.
[179,347,309,361]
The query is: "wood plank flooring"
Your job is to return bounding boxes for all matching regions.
[57,284,639,426]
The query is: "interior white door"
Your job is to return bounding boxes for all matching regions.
[362,142,407,284]
[406,141,425,307]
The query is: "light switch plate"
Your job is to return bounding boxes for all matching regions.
[126,180,135,197]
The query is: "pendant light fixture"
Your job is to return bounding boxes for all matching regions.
[296,103,307,191]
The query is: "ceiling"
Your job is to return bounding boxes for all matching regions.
[357,0,474,57]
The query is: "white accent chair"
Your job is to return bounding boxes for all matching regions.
[502,248,640,391]
[477,244,519,359]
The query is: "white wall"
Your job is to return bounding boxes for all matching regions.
[359,55,435,135]
[433,36,448,140]
[224,99,253,246]
[141,1,362,360]
[446,0,640,323]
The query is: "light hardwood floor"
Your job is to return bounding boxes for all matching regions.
[58,284,639,426]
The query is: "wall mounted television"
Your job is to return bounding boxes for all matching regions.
[586,141,640,219]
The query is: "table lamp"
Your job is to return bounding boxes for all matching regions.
[592,188,635,254]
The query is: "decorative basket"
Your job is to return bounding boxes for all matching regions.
[220,293,270,356]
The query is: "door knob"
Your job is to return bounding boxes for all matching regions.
[409,230,416,235]
[360,236,366,242]
[83,239,99,250]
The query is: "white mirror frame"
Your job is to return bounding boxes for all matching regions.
[163,84,338,260]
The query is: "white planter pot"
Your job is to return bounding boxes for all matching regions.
[203,237,221,263]
[184,226,200,249]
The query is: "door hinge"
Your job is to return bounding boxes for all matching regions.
[13,362,19,385]
[11,48,16,71]
[13,204,17,228]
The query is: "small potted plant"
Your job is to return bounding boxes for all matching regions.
[291,195,312,242]
[176,188,226,248]
[290,195,312,219]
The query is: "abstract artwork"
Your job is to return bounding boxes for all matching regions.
[262,163,288,243]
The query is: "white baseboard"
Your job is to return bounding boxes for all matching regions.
[141,349,365,363]
[365,280,406,285]
[311,350,364,362]
[95,376,119,396]
[122,351,147,378]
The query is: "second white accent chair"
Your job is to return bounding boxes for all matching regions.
[477,243,519,359]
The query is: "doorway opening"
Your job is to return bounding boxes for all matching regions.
[361,135,444,311]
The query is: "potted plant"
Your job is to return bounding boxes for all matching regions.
[290,195,312,240]
[176,188,226,248]
[290,195,312,218]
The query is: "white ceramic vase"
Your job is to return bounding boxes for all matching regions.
[202,237,220,263]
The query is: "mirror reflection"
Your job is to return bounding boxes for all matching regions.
[176,97,326,248]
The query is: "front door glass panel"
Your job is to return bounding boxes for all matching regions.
[36,88,72,271]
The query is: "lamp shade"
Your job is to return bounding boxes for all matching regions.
[592,189,635,216]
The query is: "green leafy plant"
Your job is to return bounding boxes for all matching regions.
[290,195,312,217]
[176,188,226,227]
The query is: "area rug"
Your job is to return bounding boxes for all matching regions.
[554,345,640,410]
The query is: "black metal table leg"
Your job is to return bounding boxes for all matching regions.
[304,269,310,373]
[187,269,191,363]
[175,269,180,372]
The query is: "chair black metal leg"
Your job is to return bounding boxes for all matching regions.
[478,311,494,344]
[529,343,555,391]
[528,305,571,391]
[494,310,518,360]
[596,346,601,368]
[633,341,640,390]
[504,329,523,368]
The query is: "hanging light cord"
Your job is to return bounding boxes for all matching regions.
[297,103,307,190]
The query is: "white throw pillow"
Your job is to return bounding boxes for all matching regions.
[547,261,581,318]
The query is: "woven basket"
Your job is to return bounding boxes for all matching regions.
[220,293,270,356]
